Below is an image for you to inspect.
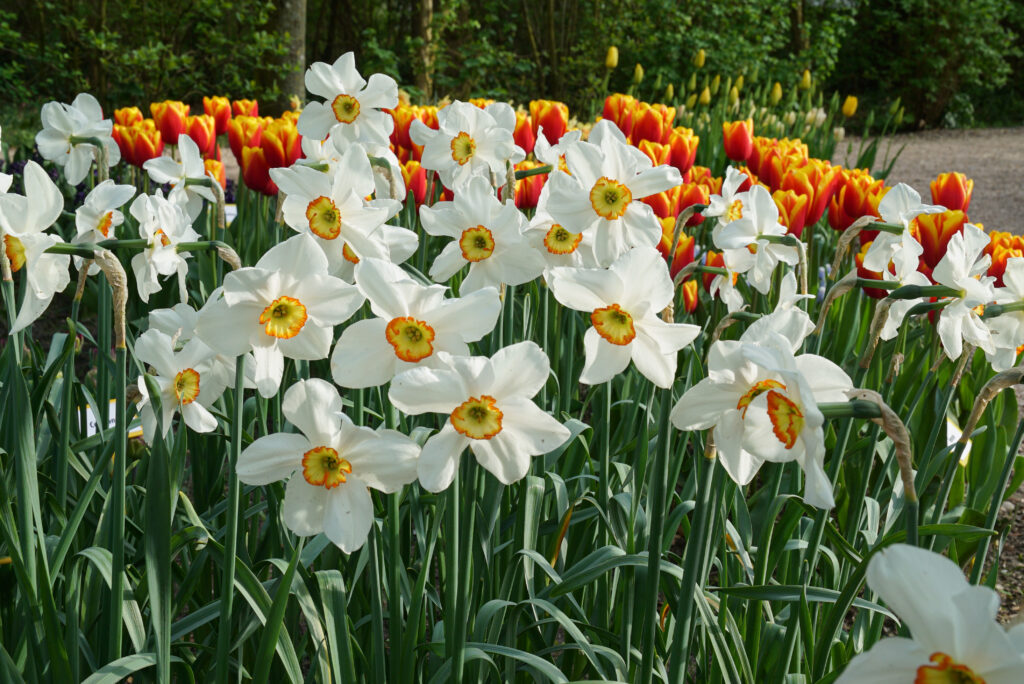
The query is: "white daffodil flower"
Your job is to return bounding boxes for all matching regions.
[704,166,752,229]
[411,100,523,190]
[548,247,700,388]
[35,93,121,186]
[524,214,590,271]
[331,258,501,388]
[129,193,201,304]
[148,299,256,390]
[0,161,70,332]
[237,379,419,553]
[932,222,996,360]
[328,132,408,202]
[543,120,681,267]
[421,175,545,293]
[270,144,411,278]
[862,183,944,273]
[298,52,399,146]
[836,544,1024,683]
[986,257,1024,370]
[134,328,229,443]
[533,126,582,170]
[73,179,136,275]
[143,135,217,221]
[714,184,800,294]
[671,313,852,508]
[708,256,747,314]
[389,342,571,492]
[195,234,364,398]
[878,231,932,341]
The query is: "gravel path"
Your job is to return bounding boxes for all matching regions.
[833,127,1024,234]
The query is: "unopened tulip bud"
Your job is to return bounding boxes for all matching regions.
[687,73,697,93]
[784,111,797,126]
[895,106,904,125]
[693,49,706,68]
[665,84,675,101]
[605,46,619,69]
[889,97,902,116]
[698,87,711,106]
[734,74,744,91]
[770,82,783,105]
[710,74,721,96]
[685,94,697,109]
[728,86,739,105]
[799,69,812,90]
[633,63,644,84]
[653,73,662,91]
[842,95,858,118]
[833,126,845,142]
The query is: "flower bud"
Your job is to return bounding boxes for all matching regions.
[633,63,644,84]
[698,87,711,106]
[770,82,783,105]
[842,95,858,118]
[693,49,706,68]
[687,73,697,93]
[799,69,812,90]
[888,97,902,116]
[203,96,232,135]
[728,86,739,106]
[664,83,675,101]
[710,74,721,96]
[605,46,619,69]
[722,119,753,161]
[930,172,974,213]
[734,74,744,91]
[685,94,697,110]
[232,99,259,117]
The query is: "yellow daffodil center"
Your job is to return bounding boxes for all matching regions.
[3,235,26,272]
[302,446,352,489]
[591,303,636,345]
[173,368,201,405]
[766,390,804,449]
[331,94,361,124]
[451,395,503,440]
[726,199,744,222]
[342,243,360,264]
[459,225,495,262]
[589,177,632,220]
[385,316,436,362]
[450,132,476,165]
[736,378,786,416]
[306,196,342,240]
[915,652,985,684]
[97,211,115,238]
[259,295,308,339]
[154,229,172,247]
[543,224,583,255]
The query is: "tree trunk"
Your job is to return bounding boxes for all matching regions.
[276,0,308,112]
[416,0,434,100]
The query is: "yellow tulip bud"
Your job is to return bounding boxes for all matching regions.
[728,86,739,105]
[698,87,711,106]
[895,106,904,125]
[889,97,902,116]
[734,74,744,91]
[633,63,644,84]
[799,69,812,90]
[687,73,697,93]
[710,74,721,96]
[693,49,706,68]
[770,82,783,105]
[605,46,619,69]
[665,83,675,101]
[842,95,858,118]
[686,94,697,109]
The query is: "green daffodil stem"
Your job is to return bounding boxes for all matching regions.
[106,346,127,663]
[640,386,675,684]
[971,417,1024,583]
[214,355,246,683]
[982,300,1024,318]
[817,400,884,420]
[513,164,553,180]
[668,439,718,684]
[451,459,479,684]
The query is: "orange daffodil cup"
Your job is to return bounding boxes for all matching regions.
[388,341,571,492]
[237,379,419,552]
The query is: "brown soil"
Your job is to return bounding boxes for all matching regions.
[833,127,1024,234]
